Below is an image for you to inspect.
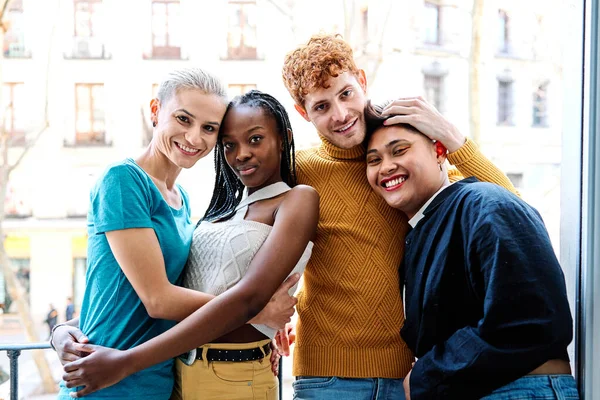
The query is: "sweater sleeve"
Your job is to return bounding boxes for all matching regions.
[408,195,572,399]
[447,138,520,196]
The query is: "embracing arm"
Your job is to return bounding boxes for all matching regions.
[105,228,213,321]
[446,138,518,196]
[407,199,572,399]
[64,185,319,397]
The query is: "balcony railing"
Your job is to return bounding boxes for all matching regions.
[0,342,51,400]
[1,342,283,399]
[67,36,107,59]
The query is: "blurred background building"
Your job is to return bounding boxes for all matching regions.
[0,0,572,397]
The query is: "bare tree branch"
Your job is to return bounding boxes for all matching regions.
[264,0,293,20]
[7,2,54,173]
[0,0,11,24]
[8,123,49,173]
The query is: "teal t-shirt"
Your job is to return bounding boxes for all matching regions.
[58,158,194,400]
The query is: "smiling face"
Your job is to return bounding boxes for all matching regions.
[366,125,448,218]
[298,71,368,149]
[151,89,227,169]
[221,105,283,194]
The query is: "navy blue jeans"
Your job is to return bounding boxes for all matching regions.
[292,376,405,400]
[481,375,579,400]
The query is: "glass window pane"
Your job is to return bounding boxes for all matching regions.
[423,3,439,44]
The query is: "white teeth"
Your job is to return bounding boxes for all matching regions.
[384,177,406,188]
[336,120,355,132]
[177,142,199,153]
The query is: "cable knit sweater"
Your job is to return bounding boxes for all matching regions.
[293,137,517,379]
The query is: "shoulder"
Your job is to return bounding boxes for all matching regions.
[98,159,146,186]
[456,181,542,227]
[286,184,319,205]
[459,181,521,206]
[278,184,319,217]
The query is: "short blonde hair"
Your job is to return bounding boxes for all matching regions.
[157,67,227,103]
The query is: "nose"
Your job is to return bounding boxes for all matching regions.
[380,156,397,176]
[331,100,348,123]
[185,130,207,152]
[235,144,251,162]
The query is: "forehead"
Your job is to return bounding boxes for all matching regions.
[167,89,227,117]
[304,71,361,106]
[222,105,277,133]
[368,125,423,149]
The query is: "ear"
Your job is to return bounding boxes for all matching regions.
[357,69,367,93]
[294,103,310,122]
[435,141,448,164]
[150,98,160,123]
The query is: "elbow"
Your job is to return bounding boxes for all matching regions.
[141,296,166,319]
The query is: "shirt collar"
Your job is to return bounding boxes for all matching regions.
[408,183,452,228]
[408,177,480,228]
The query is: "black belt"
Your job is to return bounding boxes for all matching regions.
[187,343,271,363]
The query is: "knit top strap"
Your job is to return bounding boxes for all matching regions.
[232,181,291,221]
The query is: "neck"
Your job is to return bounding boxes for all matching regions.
[320,136,365,160]
[136,144,182,190]
[403,175,451,219]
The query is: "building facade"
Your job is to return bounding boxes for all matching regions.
[0,0,564,333]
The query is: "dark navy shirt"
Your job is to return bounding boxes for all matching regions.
[401,177,572,399]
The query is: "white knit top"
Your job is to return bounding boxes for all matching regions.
[182,181,313,338]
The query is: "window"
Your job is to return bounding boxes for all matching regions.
[3,0,28,58]
[506,173,524,190]
[71,0,105,58]
[498,10,510,54]
[1,82,26,145]
[75,83,106,145]
[423,74,444,113]
[4,181,31,217]
[227,1,257,59]
[423,2,441,45]
[360,7,369,48]
[228,83,256,98]
[497,79,514,125]
[533,82,549,127]
[151,0,181,59]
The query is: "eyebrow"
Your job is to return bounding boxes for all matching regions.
[366,139,412,154]
[309,85,352,108]
[222,125,264,138]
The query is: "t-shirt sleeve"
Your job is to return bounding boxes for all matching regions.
[90,164,154,234]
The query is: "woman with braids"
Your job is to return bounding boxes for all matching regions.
[58,90,319,400]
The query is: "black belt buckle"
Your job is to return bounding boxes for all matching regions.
[198,343,271,363]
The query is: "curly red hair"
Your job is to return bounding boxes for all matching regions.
[282,33,360,108]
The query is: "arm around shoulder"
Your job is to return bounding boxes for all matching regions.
[446,138,520,196]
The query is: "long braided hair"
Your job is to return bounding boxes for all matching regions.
[202,90,297,222]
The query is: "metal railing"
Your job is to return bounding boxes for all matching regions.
[0,343,284,399]
[0,342,51,400]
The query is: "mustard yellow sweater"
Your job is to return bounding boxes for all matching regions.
[294,137,517,379]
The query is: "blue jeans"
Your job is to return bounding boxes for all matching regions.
[292,376,405,400]
[481,375,579,400]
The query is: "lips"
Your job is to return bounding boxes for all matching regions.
[236,165,258,176]
[332,118,357,135]
[175,141,200,156]
[380,174,407,191]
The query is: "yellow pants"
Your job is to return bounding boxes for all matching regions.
[171,339,278,400]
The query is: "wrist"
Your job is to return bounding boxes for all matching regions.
[49,323,69,351]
